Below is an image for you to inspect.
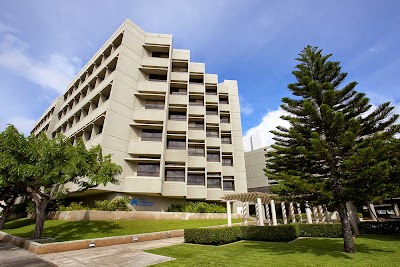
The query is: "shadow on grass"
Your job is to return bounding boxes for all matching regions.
[240,237,395,259]
[357,234,400,241]
[4,218,35,229]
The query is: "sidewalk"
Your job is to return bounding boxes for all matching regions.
[0,240,56,267]
[38,237,184,267]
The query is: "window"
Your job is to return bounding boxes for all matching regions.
[189,76,204,84]
[222,157,233,166]
[223,180,235,191]
[137,163,160,177]
[189,98,203,106]
[207,177,221,188]
[188,146,205,156]
[219,96,229,104]
[141,129,162,141]
[149,74,167,81]
[206,107,218,115]
[165,169,185,182]
[221,135,231,144]
[220,115,230,123]
[205,88,217,95]
[188,121,204,130]
[152,52,169,58]
[170,87,187,95]
[145,100,164,109]
[207,152,220,162]
[187,173,205,185]
[169,111,186,121]
[167,139,186,149]
[172,66,188,72]
[206,128,219,137]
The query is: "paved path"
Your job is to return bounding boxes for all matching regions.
[39,237,184,267]
[0,241,56,267]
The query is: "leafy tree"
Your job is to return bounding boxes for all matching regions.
[0,125,122,239]
[266,46,400,253]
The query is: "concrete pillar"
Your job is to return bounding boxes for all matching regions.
[257,198,264,226]
[305,202,313,224]
[323,204,331,223]
[346,201,359,235]
[289,202,296,223]
[318,205,326,223]
[270,200,277,226]
[393,204,400,217]
[226,200,232,226]
[296,203,303,223]
[313,206,319,224]
[265,204,271,225]
[368,203,378,221]
[242,201,248,226]
[281,202,288,224]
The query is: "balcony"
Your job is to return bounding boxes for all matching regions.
[204,74,218,84]
[189,62,205,73]
[164,149,186,162]
[172,49,190,61]
[141,57,169,69]
[220,123,231,132]
[206,115,219,124]
[205,94,219,103]
[128,140,163,155]
[188,129,205,140]
[188,83,204,93]
[167,120,187,132]
[188,156,206,168]
[206,137,220,147]
[206,189,224,201]
[168,94,187,105]
[170,72,188,82]
[207,162,222,173]
[187,186,207,199]
[137,81,168,93]
[133,109,166,122]
[123,177,162,194]
[162,182,187,197]
[188,105,205,116]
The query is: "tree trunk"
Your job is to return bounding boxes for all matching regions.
[32,199,48,240]
[0,205,11,229]
[338,202,356,253]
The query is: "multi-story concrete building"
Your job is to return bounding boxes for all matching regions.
[245,146,277,193]
[31,19,247,211]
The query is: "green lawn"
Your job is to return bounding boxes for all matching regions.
[3,218,241,242]
[148,235,400,267]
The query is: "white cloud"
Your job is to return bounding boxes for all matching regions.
[4,116,36,135]
[243,107,290,151]
[0,29,81,94]
[239,95,254,116]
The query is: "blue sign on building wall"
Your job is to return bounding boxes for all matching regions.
[130,198,155,207]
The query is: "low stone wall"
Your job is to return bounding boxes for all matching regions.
[0,229,184,255]
[47,210,241,221]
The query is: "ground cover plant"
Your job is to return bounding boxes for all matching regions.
[2,218,241,242]
[148,235,400,267]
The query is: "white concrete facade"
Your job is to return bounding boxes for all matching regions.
[31,19,247,211]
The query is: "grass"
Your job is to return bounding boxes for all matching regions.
[148,235,400,267]
[2,218,241,242]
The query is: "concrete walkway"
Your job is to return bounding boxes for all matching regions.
[0,241,56,267]
[38,237,184,267]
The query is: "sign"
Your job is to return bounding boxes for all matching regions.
[130,198,155,207]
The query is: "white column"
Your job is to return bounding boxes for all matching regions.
[319,205,326,223]
[393,204,400,217]
[313,206,319,224]
[368,203,378,221]
[324,204,331,223]
[265,204,271,225]
[305,202,313,224]
[296,203,303,223]
[289,202,296,223]
[226,200,232,226]
[242,201,248,225]
[270,200,277,226]
[257,198,264,226]
[281,202,288,224]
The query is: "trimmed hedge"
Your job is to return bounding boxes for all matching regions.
[299,223,342,238]
[358,221,400,235]
[185,223,344,245]
[184,226,242,245]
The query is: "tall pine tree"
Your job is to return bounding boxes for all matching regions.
[267,46,400,253]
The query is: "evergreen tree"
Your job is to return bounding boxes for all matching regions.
[266,46,400,253]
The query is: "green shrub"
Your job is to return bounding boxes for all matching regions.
[184,227,242,245]
[57,202,89,211]
[358,221,400,235]
[184,225,299,245]
[298,223,342,238]
[94,197,130,211]
[167,201,226,213]
[241,225,299,242]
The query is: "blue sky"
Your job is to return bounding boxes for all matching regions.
[0,1,399,150]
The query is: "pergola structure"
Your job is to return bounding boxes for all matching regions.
[222,192,332,227]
